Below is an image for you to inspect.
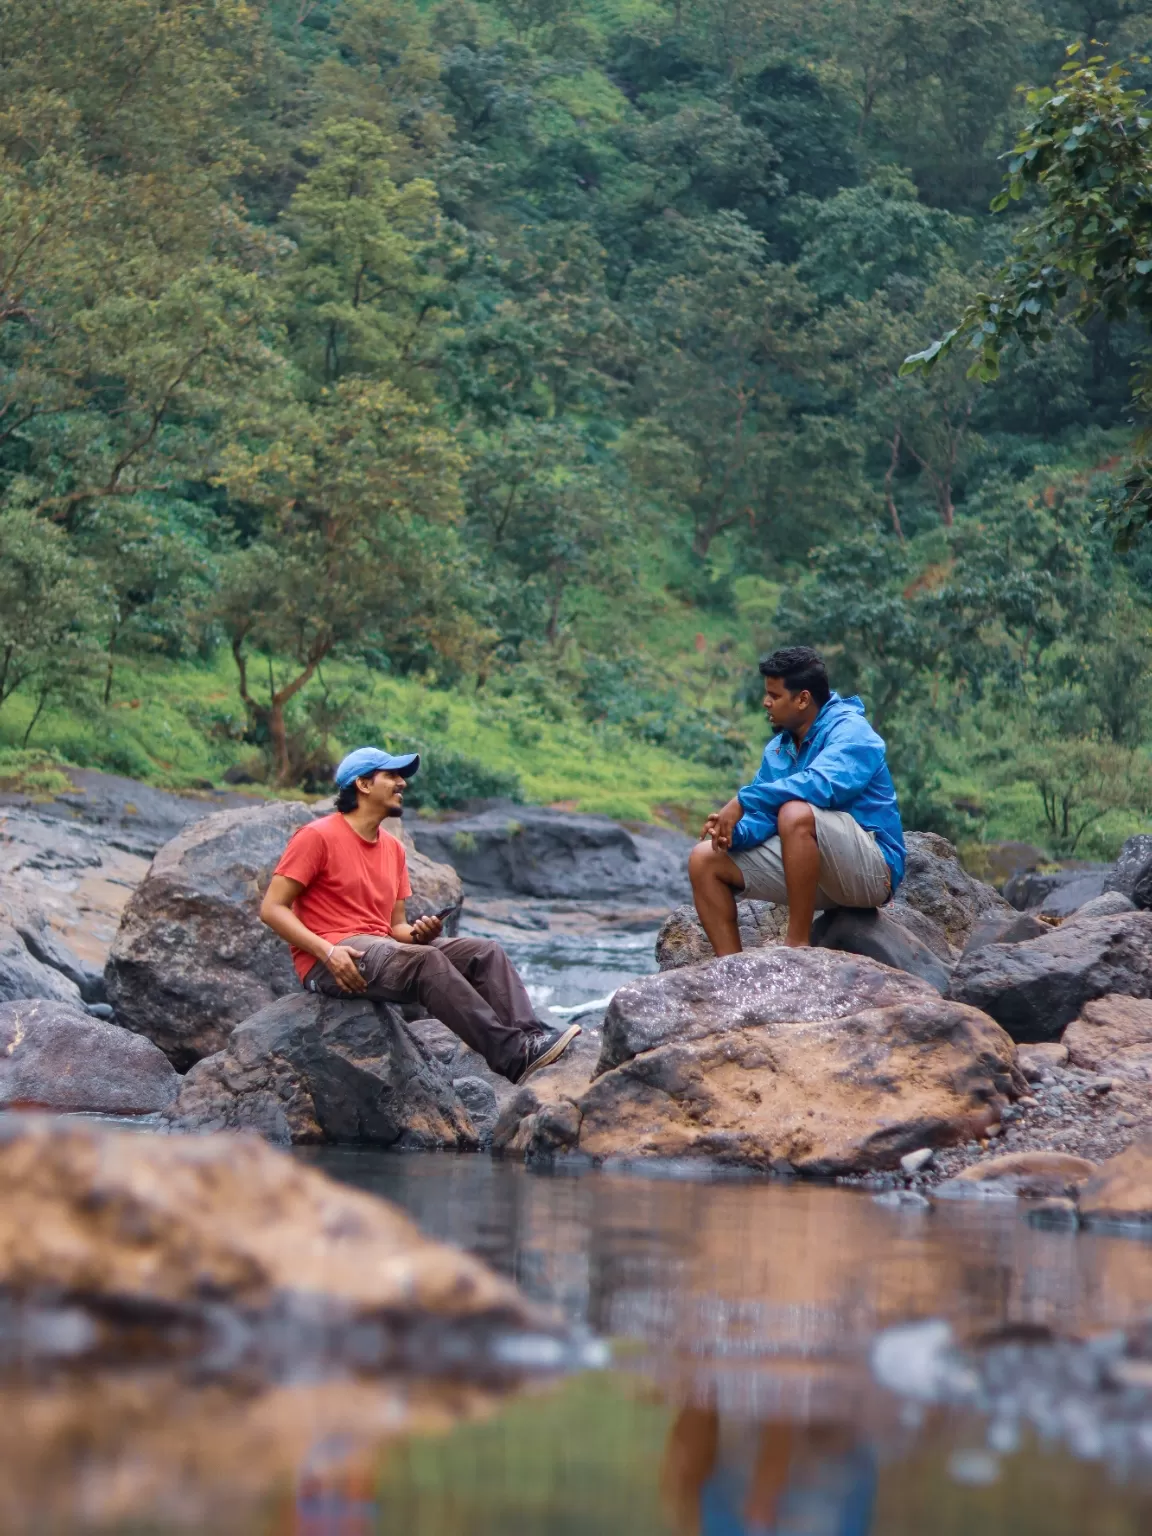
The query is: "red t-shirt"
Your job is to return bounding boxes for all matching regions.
[274,814,413,981]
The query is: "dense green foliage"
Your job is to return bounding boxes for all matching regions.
[3,0,1152,845]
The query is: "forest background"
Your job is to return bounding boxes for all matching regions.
[4,0,1152,858]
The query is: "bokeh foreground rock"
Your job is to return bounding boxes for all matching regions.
[167,993,478,1148]
[499,948,1023,1173]
[106,801,462,1068]
[0,1118,555,1370]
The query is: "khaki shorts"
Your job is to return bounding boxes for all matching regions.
[729,808,891,909]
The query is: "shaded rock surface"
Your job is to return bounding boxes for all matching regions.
[167,993,477,1149]
[947,912,1152,1043]
[411,803,692,904]
[0,998,178,1115]
[1105,835,1152,909]
[809,907,951,994]
[892,832,1011,948]
[0,1118,551,1366]
[106,803,461,1069]
[0,924,82,1007]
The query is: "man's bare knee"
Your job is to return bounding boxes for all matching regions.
[689,839,743,891]
[777,800,815,838]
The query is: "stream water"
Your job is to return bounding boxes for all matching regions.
[6,908,1152,1533]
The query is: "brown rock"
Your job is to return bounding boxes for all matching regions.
[0,1118,546,1351]
[1016,1041,1069,1081]
[1063,995,1152,1086]
[944,1151,1097,1199]
[106,803,461,1068]
[1077,1141,1152,1229]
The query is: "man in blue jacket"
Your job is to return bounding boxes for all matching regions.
[690,646,906,951]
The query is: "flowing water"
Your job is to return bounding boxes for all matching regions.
[6,909,1152,1534]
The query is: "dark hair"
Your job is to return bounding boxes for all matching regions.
[335,773,379,813]
[758,646,831,707]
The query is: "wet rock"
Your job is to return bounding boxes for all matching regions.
[935,1151,1097,1200]
[1016,1042,1068,1081]
[0,1118,550,1366]
[1027,1196,1080,1228]
[893,832,1011,949]
[106,803,461,1069]
[572,992,1019,1174]
[810,907,951,994]
[1105,834,1152,909]
[961,911,1049,957]
[947,912,1152,1043]
[411,804,692,905]
[0,925,83,1007]
[166,993,477,1149]
[1063,995,1152,1087]
[599,947,939,1074]
[1064,892,1137,924]
[1076,1141,1152,1229]
[655,901,786,970]
[0,998,178,1114]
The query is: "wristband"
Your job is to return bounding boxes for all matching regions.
[324,943,336,962]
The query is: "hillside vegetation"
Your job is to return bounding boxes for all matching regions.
[3,0,1152,849]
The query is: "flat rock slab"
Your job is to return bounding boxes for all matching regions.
[0,998,178,1114]
[571,997,1019,1174]
[1077,1141,1152,1229]
[106,803,461,1068]
[947,912,1152,1044]
[0,1117,549,1367]
[167,993,477,1149]
[598,947,939,1075]
[1063,995,1152,1085]
[892,832,1010,949]
[411,804,692,905]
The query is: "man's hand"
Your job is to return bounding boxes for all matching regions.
[407,914,443,945]
[705,797,744,853]
[324,944,367,994]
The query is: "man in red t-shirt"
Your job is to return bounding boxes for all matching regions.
[260,746,580,1085]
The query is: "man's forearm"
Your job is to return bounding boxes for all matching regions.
[260,901,334,962]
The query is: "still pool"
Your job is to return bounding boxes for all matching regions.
[6,1149,1150,1535]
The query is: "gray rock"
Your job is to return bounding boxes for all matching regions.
[1063,892,1137,925]
[411,804,692,905]
[1105,835,1152,909]
[106,802,462,1069]
[947,912,1152,1043]
[810,907,952,994]
[14,916,106,1002]
[166,992,477,1148]
[1004,864,1110,913]
[599,946,938,1075]
[1040,870,1112,918]
[961,911,1049,957]
[893,832,1011,949]
[655,900,787,970]
[0,998,177,1114]
[0,925,83,1007]
[452,1075,500,1141]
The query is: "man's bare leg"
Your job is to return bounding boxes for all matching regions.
[777,799,820,947]
[688,840,746,956]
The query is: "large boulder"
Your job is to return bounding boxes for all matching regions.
[1063,995,1152,1086]
[0,924,83,1007]
[106,803,462,1069]
[0,999,178,1114]
[167,992,477,1149]
[947,912,1152,1043]
[410,803,692,904]
[563,962,1019,1174]
[599,947,939,1074]
[0,1117,552,1367]
[892,832,1011,949]
[1105,835,1152,909]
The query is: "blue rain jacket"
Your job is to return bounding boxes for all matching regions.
[731,692,906,891]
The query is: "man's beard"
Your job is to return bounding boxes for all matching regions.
[386,805,404,818]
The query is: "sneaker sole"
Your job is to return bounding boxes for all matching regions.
[518,1023,581,1084]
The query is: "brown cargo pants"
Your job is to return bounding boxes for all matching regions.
[302,934,542,1081]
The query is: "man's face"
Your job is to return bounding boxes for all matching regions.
[762,676,811,735]
[358,769,408,816]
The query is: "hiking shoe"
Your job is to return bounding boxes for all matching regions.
[514,1024,581,1085]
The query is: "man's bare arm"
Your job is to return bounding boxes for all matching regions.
[259,874,366,994]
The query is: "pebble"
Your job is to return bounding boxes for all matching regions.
[900,1148,935,1176]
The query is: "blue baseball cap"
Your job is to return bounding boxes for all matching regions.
[334,746,421,788]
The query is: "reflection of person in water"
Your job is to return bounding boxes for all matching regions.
[661,1407,876,1536]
